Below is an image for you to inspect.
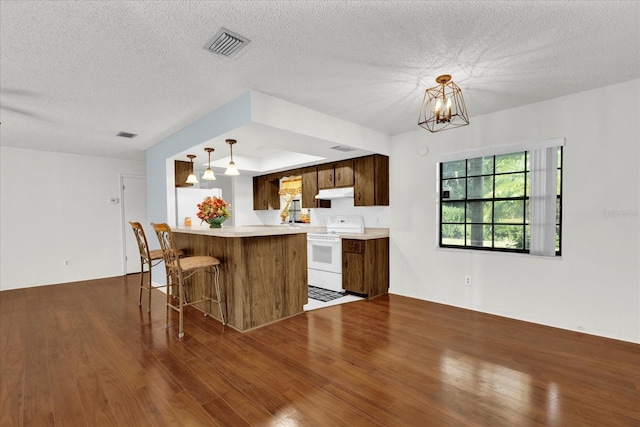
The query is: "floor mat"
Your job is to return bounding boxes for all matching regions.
[308,285,346,302]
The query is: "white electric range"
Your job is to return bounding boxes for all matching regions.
[307,215,364,292]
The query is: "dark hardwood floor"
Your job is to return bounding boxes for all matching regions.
[1,275,638,426]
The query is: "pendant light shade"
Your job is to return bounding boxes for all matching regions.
[185,154,198,184]
[224,139,240,176]
[418,74,469,133]
[202,148,216,180]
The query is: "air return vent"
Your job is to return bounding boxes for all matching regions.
[116,131,137,138]
[204,28,250,59]
[330,145,356,152]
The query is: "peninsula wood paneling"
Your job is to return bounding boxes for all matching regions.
[173,231,307,331]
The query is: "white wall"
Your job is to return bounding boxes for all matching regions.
[389,79,640,343]
[250,198,389,228]
[146,91,253,228]
[230,174,262,226]
[0,146,146,290]
[146,90,390,231]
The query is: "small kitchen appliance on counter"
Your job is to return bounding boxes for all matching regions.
[307,215,365,292]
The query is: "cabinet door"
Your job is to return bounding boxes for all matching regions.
[353,155,389,206]
[317,163,335,189]
[253,176,267,210]
[342,252,365,294]
[365,238,389,298]
[353,156,375,206]
[334,160,354,188]
[302,166,318,209]
[373,155,389,206]
[267,179,280,210]
[174,160,194,188]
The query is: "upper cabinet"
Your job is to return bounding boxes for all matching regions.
[354,155,389,206]
[302,166,319,209]
[302,166,332,209]
[174,160,194,188]
[253,176,280,210]
[253,154,389,210]
[317,160,354,189]
[317,164,335,189]
[334,160,354,188]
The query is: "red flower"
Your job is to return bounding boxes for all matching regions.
[197,196,231,223]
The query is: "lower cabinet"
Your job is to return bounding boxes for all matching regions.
[342,237,389,298]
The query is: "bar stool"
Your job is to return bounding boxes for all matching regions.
[151,223,225,338]
[129,221,183,312]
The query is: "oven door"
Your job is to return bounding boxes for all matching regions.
[307,235,342,274]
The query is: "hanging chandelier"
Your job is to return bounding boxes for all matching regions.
[224,139,240,176]
[418,74,469,133]
[185,154,198,184]
[202,148,216,180]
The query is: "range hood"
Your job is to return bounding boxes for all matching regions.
[315,187,354,200]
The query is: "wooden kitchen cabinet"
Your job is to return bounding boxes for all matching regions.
[317,163,335,189]
[301,166,318,209]
[253,153,388,209]
[301,166,330,209]
[334,159,354,187]
[353,154,389,206]
[317,160,353,189]
[342,237,389,298]
[174,160,194,187]
[253,176,280,210]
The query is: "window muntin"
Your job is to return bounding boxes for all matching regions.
[439,148,562,255]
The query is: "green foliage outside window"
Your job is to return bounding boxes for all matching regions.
[439,149,562,254]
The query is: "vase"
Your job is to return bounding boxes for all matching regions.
[206,217,226,228]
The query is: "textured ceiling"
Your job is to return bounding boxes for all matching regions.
[1,1,639,165]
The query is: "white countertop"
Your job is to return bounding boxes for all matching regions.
[172,225,389,239]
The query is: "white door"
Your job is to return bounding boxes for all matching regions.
[122,175,147,274]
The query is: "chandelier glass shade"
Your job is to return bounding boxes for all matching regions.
[418,74,469,133]
[185,154,198,184]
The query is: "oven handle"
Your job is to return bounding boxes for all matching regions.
[307,239,341,246]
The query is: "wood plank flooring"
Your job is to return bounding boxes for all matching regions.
[1,275,639,426]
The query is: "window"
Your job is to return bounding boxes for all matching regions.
[439,144,562,256]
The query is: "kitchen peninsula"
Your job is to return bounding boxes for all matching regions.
[172,226,308,332]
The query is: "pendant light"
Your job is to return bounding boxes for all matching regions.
[185,154,198,184]
[418,74,469,133]
[224,139,240,176]
[202,148,216,180]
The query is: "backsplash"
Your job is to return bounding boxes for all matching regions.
[253,197,389,228]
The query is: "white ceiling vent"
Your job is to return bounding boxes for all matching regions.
[116,131,137,138]
[330,145,356,152]
[204,28,250,59]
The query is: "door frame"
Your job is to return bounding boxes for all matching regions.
[120,174,147,275]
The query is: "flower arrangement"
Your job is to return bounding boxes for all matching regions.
[197,196,231,226]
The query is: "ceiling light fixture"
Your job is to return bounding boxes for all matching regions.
[202,148,216,180]
[418,74,469,133]
[224,139,240,176]
[185,154,198,184]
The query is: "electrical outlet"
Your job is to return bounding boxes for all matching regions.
[464,275,472,286]
[63,259,70,267]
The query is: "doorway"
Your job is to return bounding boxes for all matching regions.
[121,175,147,274]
